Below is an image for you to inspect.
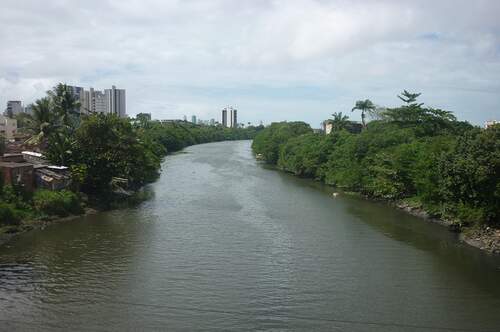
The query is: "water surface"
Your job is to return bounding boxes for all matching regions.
[1,140,500,331]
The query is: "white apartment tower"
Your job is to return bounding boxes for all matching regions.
[88,88,107,114]
[230,108,237,128]
[66,85,126,117]
[105,85,126,118]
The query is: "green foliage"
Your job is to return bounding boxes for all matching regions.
[397,90,422,106]
[14,112,33,129]
[33,190,83,217]
[0,202,20,226]
[251,121,312,164]
[73,114,161,194]
[252,93,499,227]
[328,112,350,132]
[351,99,376,127]
[438,125,500,224]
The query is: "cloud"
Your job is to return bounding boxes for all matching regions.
[1,0,499,125]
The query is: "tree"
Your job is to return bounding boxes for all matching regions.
[73,114,160,194]
[329,112,350,132]
[251,122,312,164]
[24,97,54,146]
[397,90,422,106]
[351,99,376,128]
[27,85,82,162]
[47,83,81,128]
[135,113,151,126]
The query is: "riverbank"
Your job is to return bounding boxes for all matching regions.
[268,161,500,254]
[0,207,99,247]
[394,200,500,254]
[252,119,499,255]
[0,187,154,248]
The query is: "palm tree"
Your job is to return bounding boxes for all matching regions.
[351,99,376,128]
[330,112,350,131]
[24,97,54,145]
[48,83,81,128]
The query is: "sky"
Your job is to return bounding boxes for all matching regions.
[1,0,499,127]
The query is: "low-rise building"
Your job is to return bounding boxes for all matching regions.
[323,121,334,135]
[35,166,71,191]
[1,153,25,163]
[485,120,499,129]
[22,151,48,164]
[322,120,363,135]
[0,161,34,192]
[0,115,17,140]
[0,151,71,192]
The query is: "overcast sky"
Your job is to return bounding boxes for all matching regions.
[1,0,499,126]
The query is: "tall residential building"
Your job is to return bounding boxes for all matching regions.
[5,101,23,117]
[230,108,237,128]
[67,85,86,114]
[104,85,126,117]
[221,108,228,127]
[191,115,197,124]
[82,90,91,115]
[93,90,107,114]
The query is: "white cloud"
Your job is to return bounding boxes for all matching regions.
[1,0,499,125]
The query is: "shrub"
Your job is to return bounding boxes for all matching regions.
[0,202,20,226]
[33,190,83,217]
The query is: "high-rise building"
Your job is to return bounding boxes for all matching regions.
[210,118,215,126]
[104,85,126,117]
[230,108,237,128]
[191,115,197,124]
[5,101,23,117]
[81,90,91,115]
[93,90,107,114]
[222,108,228,127]
[67,85,86,114]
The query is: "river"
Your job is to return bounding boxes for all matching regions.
[1,140,500,331]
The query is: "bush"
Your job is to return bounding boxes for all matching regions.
[33,190,83,217]
[0,202,20,226]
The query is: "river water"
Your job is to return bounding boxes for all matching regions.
[1,140,500,331]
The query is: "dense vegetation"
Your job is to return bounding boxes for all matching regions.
[1,83,261,226]
[252,92,500,229]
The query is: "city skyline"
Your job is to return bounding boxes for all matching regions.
[1,1,500,126]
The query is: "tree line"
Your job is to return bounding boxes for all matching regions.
[1,83,262,226]
[252,91,500,229]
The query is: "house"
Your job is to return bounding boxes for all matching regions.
[0,161,34,192]
[34,166,71,191]
[485,120,499,129]
[322,121,334,135]
[322,120,363,135]
[22,151,48,165]
[0,115,17,140]
[1,153,25,163]
[0,150,71,192]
